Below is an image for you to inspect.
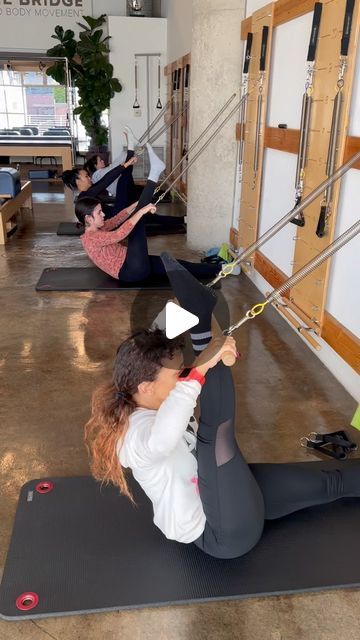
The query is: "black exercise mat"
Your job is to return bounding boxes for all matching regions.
[1,475,360,620]
[144,223,186,236]
[56,222,186,237]
[57,222,83,236]
[36,267,175,291]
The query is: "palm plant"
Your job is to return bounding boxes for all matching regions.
[46,15,122,149]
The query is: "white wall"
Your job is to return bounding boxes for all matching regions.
[108,16,167,159]
[0,1,127,53]
[245,0,268,17]
[161,0,192,62]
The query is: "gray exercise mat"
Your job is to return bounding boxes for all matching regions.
[36,267,173,291]
[1,475,360,620]
[56,222,186,237]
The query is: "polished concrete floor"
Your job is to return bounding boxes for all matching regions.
[0,182,359,640]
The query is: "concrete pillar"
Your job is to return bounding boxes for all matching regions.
[187,0,246,250]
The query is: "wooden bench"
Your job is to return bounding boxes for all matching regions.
[0,181,33,244]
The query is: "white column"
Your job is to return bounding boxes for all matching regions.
[187,0,246,250]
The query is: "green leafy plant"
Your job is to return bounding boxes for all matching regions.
[46,15,122,149]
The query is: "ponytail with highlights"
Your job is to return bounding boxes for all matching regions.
[85,381,137,502]
[84,328,184,501]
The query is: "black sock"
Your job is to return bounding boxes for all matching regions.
[161,252,217,354]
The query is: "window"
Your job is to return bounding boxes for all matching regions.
[0,68,69,135]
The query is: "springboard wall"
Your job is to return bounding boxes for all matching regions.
[231,0,360,397]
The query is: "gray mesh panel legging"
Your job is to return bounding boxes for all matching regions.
[194,362,360,559]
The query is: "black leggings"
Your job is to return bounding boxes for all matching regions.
[118,181,220,282]
[102,151,135,219]
[104,154,184,228]
[194,363,360,559]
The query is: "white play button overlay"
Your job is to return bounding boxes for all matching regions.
[165,302,199,339]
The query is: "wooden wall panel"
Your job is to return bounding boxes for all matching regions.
[264,127,300,154]
[322,312,360,374]
[236,0,360,371]
[254,252,360,372]
[291,0,360,331]
[241,0,323,39]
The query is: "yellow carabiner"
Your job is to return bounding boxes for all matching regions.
[247,300,270,318]
[219,262,237,278]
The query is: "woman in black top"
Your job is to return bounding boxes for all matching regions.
[62,152,137,220]
[62,149,186,230]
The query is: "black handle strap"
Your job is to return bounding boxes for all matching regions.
[322,434,355,449]
[176,68,182,91]
[315,430,357,450]
[305,440,346,460]
[341,0,355,56]
[307,2,323,62]
[290,196,306,227]
[316,205,327,237]
[185,64,190,88]
[243,32,253,74]
[260,26,269,72]
[172,70,177,91]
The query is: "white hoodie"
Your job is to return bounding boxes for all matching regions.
[118,379,206,543]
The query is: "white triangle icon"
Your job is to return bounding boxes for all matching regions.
[165,302,199,339]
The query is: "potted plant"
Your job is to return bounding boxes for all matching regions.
[46,14,122,151]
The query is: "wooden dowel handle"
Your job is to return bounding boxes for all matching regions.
[222,351,237,367]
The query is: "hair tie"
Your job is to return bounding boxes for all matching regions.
[116,391,127,402]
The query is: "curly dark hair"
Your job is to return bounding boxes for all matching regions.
[84,328,185,501]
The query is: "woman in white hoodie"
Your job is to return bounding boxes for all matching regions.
[85,257,360,559]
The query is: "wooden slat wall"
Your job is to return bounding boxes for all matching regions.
[239,126,360,170]
[291,0,360,331]
[254,251,360,372]
[164,53,191,195]
[236,0,360,372]
[322,313,360,374]
[241,0,325,39]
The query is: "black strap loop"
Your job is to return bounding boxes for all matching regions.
[184,64,190,89]
[316,205,327,237]
[259,26,269,72]
[243,32,253,74]
[307,2,323,62]
[176,68,182,91]
[341,0,355,57]
[290,196,306,227]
